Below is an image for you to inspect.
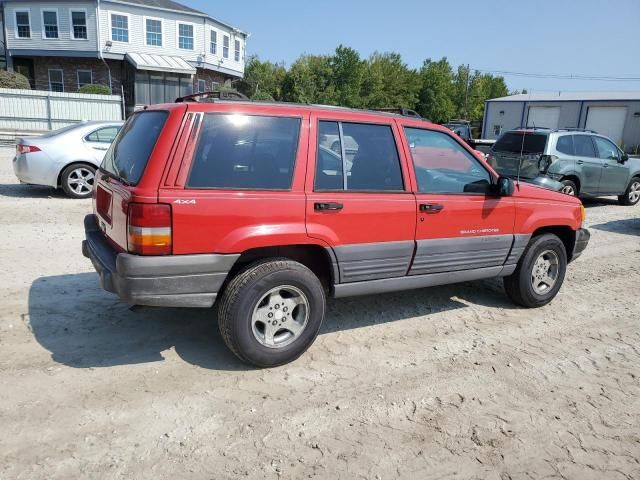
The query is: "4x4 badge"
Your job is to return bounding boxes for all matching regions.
[173,199,196,205]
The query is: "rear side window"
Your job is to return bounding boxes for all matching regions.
[556,135,574,155]
[86,126,120,144]
[101,111,167,185]
[493,132,547,154]
[187,114,301,190]
[572,135,596,157]
[315,121,404,191]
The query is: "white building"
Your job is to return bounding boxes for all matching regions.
[0,0,248,112]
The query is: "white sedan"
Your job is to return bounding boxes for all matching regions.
[12,120,123,199]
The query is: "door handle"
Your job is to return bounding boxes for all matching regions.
[602,164,609,168]
[315,202,343,211]
[420,203,444,213]
[576,160,584,165]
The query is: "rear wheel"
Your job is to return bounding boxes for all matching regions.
[504,233,567,308]
[618,177,640,206]
[560,179,578,196]
[217,259,325,367]
[61,164,96,199]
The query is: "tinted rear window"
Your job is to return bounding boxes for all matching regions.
[187,114,301,190]
[101,111,167,185]
[493,132,547,154]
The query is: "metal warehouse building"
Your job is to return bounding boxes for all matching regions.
[482,92,640,152]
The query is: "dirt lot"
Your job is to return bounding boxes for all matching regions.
[1,145,639,480]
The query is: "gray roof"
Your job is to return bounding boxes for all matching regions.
[489,91,640,102]
[114,0,205,15]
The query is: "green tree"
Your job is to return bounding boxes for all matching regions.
[362,52,420,109]
[282,54,335,104]
[415,58,455,123]
[330,45,366,107]
[237,55,287,100]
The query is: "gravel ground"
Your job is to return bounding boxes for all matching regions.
[1,146,639,480]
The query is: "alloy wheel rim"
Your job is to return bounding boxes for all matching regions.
[531,249,560,295]
[561,184,575,196]
[67,167,95,195]
[251,285,310,349]
[629,182,640,203]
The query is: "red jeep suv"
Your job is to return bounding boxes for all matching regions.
[83,95,590,367]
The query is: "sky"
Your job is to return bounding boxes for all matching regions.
[186,0,640,93]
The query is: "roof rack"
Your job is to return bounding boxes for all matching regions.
[370,107,422,119]
[175,90,249,103]
[554,128,598,133]
[513,126,552,131]
[445,119,471,124]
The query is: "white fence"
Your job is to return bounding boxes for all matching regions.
[0,88,123,132]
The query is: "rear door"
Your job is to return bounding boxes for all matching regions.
[306,113,416,283]
[571,134,602,194]
[84,126,120,163]
[592,135,629,194]
[400,126,515,275]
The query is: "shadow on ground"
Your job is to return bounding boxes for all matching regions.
[582,197,620,208]
[28,272,515,370]
[0,183,68,199]
[591,217,640,236]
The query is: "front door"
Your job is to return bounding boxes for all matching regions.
[13,58,35,88]
[592,135,629,195]
[400,126,515,276]
[306,114,416,283]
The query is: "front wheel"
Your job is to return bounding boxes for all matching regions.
[217,259,325,367]
[60,164,96,199]
[618,177,640,206]
[504,233,567,308]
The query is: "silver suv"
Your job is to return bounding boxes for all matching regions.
[488,128,640,205]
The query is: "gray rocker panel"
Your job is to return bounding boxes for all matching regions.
[409,235,514,275]
[333,240,415,282]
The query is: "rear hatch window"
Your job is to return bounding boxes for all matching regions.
[490,132,548,179]
[100,111,168,185]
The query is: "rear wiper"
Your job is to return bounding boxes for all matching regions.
[98,167,132,186]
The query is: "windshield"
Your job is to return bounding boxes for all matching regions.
[493,132,547,154]
[100,111,167,185]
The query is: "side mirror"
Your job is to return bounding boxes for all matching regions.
[620,153,629,163]
[497,176,514,196]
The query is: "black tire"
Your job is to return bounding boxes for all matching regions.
[504,233,567,308]
[217,259,325,367]
[560,179,578,197]
[617,176,640,206]
[60,163,96,199]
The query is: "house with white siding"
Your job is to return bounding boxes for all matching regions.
[0,0,248,113]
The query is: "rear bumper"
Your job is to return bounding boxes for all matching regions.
[82,214,239,308]
[571,228,590,261]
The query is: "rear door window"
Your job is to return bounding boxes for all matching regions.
[572,135,596,157]
[493,132,547,154]
[187,114,301,190]
[86,126,120,144]
[555,135,574,155]
[100,111,167,185]
[315,121,404,191]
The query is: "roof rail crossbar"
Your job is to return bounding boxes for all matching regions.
[514,126,551,131]
[175,90,249,103]
[370,107,422,119]
[554,128,598,133]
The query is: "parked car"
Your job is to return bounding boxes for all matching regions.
[82,97,589,367]
[13,121,123,199]
[443,120,495,153]
[487,128,640,205]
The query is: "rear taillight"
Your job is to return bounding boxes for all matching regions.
[127,203,172,255]
[17,144,41,154]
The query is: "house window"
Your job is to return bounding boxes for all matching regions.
[211,81,220,91]
[223,35,229,58]
[42,10,58,39]
[234,39,240,62]
[145,18,162,46]
[178,23,193,50]
[48,69,64,92]
[210,30,217,55]
[15,11,31,38]
[71,11,87,39]
[111,13,129,42]
[77,70,93,88]
[197,79,206,93]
